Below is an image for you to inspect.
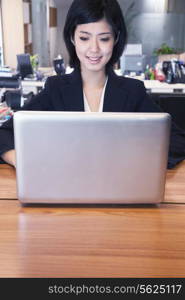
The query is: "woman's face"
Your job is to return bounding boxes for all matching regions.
[73,18,115,73]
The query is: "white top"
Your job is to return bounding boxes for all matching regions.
[83,77,108,112]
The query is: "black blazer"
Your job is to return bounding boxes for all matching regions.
[0,68,185,168]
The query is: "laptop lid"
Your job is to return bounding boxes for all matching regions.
[13,111,171,204]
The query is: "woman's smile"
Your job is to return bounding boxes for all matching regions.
[86,55,103,64]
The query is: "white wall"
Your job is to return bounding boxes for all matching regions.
[1,0,24,68]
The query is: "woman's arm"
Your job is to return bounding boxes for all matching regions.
[0,77,54,164]
[1,149,16,167]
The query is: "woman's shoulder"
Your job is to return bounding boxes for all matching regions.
[45,72,75,85]
[45,69,80,87]
[109,71,145,91]
[115,73,144,87]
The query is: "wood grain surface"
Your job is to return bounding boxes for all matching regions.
[0,200,185,278]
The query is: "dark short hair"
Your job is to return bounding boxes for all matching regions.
[63,0,127,70]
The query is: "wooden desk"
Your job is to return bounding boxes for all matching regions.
[21,80,45,95]
[143,80,185,94]
[21,67,53,94]
[114,70,185,94]
[0,163,185,278]
[1,162,185,203]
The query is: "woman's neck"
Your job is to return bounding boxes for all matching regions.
[81,68,107,89]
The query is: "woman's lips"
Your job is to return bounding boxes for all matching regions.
[86,56,102,64]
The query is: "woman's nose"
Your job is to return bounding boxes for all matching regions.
[89,38,99,52]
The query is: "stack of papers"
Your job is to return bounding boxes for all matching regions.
[0,66,13,77]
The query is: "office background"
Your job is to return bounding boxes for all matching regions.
[0,0,185,68]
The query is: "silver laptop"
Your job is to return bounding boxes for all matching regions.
[13,111,171,205]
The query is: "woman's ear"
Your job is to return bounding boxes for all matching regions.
[71,37,75,46]
[114,31,120,45]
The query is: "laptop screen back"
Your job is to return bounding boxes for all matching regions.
[14,111,171,204]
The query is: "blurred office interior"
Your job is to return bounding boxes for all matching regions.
[0,0,185,68]
[0,0,185,128]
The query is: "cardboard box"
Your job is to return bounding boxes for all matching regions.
[179,52,185,63]
[158,54,180,62]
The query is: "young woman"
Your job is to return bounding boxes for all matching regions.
[0,0,185,167]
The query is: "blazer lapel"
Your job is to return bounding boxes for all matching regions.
[60,69,85,111]
[103,70,128,112]
[60,68,127,112]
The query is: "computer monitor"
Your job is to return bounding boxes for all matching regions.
[124,44,142,56]
[17,54,33,79]
[120,54,146,75]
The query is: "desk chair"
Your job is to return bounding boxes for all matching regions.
[0,77,21,110]
[148,93,185,130]
[159,95,185,130]
[17,54,33,79]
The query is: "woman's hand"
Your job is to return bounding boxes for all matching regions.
[1,149,16,168]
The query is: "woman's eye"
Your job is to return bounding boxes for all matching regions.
[100,37,111,42]
[79,37,89,41]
